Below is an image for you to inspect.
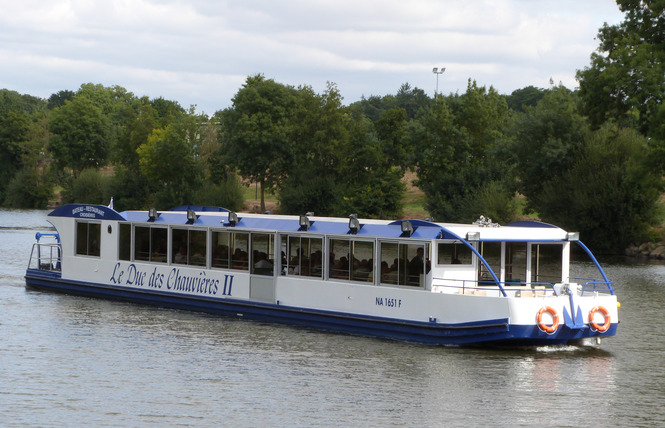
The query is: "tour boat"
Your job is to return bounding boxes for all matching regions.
[25,204,618,346]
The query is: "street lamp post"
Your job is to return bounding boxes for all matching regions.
[432,67,446,97]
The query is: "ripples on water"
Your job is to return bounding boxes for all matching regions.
[1,209,665,427]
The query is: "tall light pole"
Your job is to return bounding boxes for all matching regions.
[432,67,445,97]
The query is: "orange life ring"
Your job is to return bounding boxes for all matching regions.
[589,306,611,332]
[536,306,559,334]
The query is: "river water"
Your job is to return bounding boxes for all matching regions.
[1,209,664,427]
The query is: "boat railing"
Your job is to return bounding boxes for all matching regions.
[27,233,61,272]
[431,277,560,297]
[432,276,615,297]
[570,276,615,296]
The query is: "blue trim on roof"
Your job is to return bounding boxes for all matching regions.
[49,204,126,221]
[505,220,558,228]
[169,205,230,212]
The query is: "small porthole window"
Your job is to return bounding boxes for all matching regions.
[108,225,112,234]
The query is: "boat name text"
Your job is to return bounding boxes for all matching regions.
[109,262,234,296]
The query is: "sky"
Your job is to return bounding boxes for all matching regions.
[1,0,625,115]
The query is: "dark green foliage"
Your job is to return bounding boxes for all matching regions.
[414,80,513,223]
[505,86,545,112]
[108,166,149,212]
[0,89,46,116]
[194,176,244,212]
[349,83,430,121]
[537,124,662,252]
[3,168,52,209]
[509,86,589,212]
[47,90,75,109]
[48,96,110,173]
[68,168,113,205]
[577,2,665,137]
[137,124,201,209]
[221,74,298,212]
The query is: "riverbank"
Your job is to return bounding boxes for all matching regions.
[625,242,665,259]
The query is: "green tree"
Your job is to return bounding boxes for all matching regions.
[137,108,203,208]
[538,123,662,252]
[0,110,30,202]
[505,86,545,112]
[108,166,149,212]
[68,168,113,204]
[414,80,513,222]
[337,110,405,218]
[577,1,665,137]
[113,97,158,168]
[221,74,298,212]
[509,86,589,213]
[3,167,52,209]
[279,84,346,215]
[374,107,411,171]
[48,96,110,174]
[47,90,75,109]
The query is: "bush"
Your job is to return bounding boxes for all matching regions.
[3,168,53,209]
[108,167,149,212]
[194,176,244,212]
[459,180,520,224]
[538,124,662,253]
[68,168,113,205]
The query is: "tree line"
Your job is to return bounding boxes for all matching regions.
[1,1,664,253]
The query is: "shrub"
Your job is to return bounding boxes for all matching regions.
[3,168,53,209]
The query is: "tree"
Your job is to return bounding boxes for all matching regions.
[414,80,514,222]
[0,110,30,202]
[336,109,405,218]
[113,97,158,168]
[509,86,589,213]
[3,167,52,209]
[538,123,662,252]
[48,96,110,174]
[278,84,347,215]
[577,1,665,137]
[221,74,298,212]
[374,107,411,171]
[137,108,203,209]
[394,83,431,120]
[505,86,545,112]
[47,90,75,109]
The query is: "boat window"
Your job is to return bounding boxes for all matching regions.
[211,230,249,271]
[379,241,429,287]
[76,221,101,257]
[287,236,323,278]
[119,223,131,261]
[251,233,274,276]
[172,228,207,267]
[505,242,527,283]
[478,242,501,284]
[134,226,167,263]
[531,243,563,285]
[437,242,472,265]
[329,239,374,282]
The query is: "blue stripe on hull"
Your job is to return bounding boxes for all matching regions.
[24,270,615,346]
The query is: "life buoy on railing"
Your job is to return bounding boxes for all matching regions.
[536,306,559,334]
[588,306,611,332]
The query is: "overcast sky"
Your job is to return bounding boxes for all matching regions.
[1,0,624,115]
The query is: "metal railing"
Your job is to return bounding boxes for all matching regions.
[27,233,62,272]
[431,276,613,297]
[571,277,615,296]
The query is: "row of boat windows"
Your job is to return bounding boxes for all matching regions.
[75,222,475,287]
